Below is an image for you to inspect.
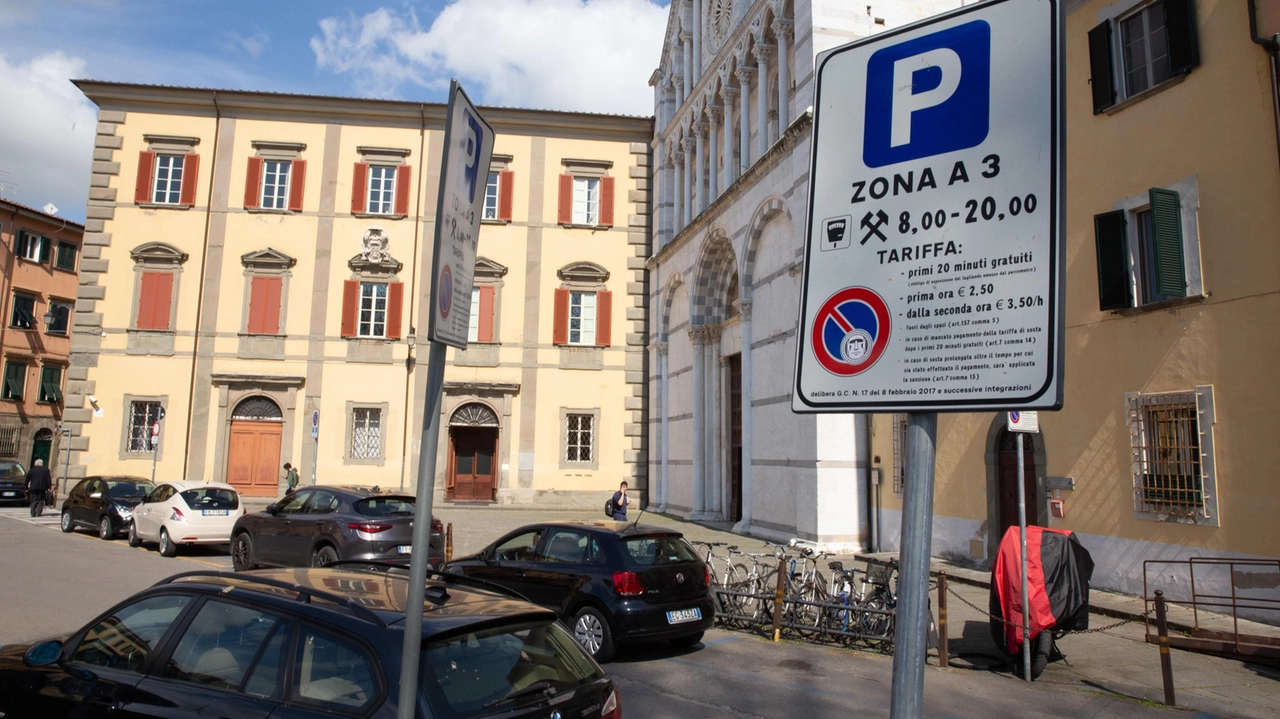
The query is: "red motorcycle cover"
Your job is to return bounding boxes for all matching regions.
[989,525,1095,655]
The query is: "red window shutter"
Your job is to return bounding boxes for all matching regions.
[288,159,307,212]
[599,176,615,228]
[498,170,514,222]
[135,151,155,204]
[595,290,612,347]
[248,276,281,334]
[394,165,412,216]
[137,273,157,329]
[477,285,495,342]
[351,162,369,214]
[138,272,173,331]
[552,288,570,345]
[341,280,359,338]
[244,157,263,209]
[385,281,404,340]
[558,174,574,225]
[179,153,200,206]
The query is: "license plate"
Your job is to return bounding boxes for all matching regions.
[1,492,15,497]
[666,608,702,624]
[397,545,413,554]
[201,509,229,516]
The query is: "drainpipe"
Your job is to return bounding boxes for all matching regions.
[1249,0,1280,176]
[864,414,876,553]
[399,104,429,491]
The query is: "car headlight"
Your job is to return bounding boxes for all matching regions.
[116,507,133,520]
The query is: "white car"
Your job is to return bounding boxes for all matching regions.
[128,481,245,557]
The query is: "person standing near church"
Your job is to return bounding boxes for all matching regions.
[611,481,629,521]
[24,459,52,517]
[283,463,299,494]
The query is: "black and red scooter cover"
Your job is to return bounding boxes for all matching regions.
[989,526,1095,655]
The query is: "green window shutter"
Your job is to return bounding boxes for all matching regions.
[40,367,62,403]
[1164,0,1200,76]
[1087,21,1116,114]
[1094,211,1132,310]
[15,231,28,258]
[4,364,23,400]
[38,237,51,264]
[1148,188,1187,298]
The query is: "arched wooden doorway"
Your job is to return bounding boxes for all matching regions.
[30,428,53,469]
[996,429,1041,540]
[227,396,283,497]
[447,403,498,502]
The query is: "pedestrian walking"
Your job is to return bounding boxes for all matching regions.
[24,459,52,518]
[283,462,299,494]
[610,481,629,521]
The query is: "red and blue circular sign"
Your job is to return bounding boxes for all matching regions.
[438,265,453,319]
[811,287,891,376]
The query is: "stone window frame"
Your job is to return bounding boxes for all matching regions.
[354,146,411,220]
[557,262,610,370]
[248,141,306,215]
[1125,385,1219,526]
[238,248,297,359]
[138,134,200,210]
[560,158,614,230]
[119,394,168,461]
[44,297,73,336]
[559,407,601,472]
[37,363,65,405]
[1,359,27,401]
[481,154,514,225]
[454,257,509,368]
[54,240,79,272]
[127,242,189,356]
[1111,175,1204,312]
[344,400,390,466]
[345,252,404,364]
[9,291,37,330]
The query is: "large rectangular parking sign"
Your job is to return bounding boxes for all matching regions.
[794,0,1064,413]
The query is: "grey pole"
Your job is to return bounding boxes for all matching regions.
[889,411,937,719]
[151,435,158,484]
[396,340,448,719]
[312,432,318,487]
[1017,431,1032,680]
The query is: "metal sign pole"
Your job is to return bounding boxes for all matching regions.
[151,438,158,484]
[1017,431,1032,680]
[889,411,937,719]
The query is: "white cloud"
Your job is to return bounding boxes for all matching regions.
[312,0,668,115]
[219,30,272,59]
[0,51,96,222]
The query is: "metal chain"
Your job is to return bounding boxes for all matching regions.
[945,584,1151,634]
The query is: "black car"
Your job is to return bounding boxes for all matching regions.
[0,566,622,719]
[447,521,715,662]
[0,460,29,504]
[60,475,155,540]
[230,485,444,571]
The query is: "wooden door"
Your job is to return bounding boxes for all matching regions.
[726,354,743,523]
[449,428,497,502]
[227,420,283,497]
[997,430,1039,539]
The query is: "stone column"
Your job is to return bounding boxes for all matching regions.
[773,18,792,132]
[707,103,721,201]
[693,121,707,215]
[704,325,723,518]
[720,86,739,186]
[692,0,703,82]
[656,341,670,512]
[672,144,685,236]
[754,42,776,157]
[681,136,695,228]
[681,32,694,100]
[673,74,685,114]
[689,326,707,516]
[732,298,754,532]
[735,67,755,173]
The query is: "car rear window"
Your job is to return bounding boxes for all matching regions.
[353,496,414,517]
[621,535,700,568]
[420,621,601,718]
[180,488,239,511]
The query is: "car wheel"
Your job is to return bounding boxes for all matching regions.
[231,532,257,571]
[572,606,615,663]
[159,528,178,557]
[127,521,142,548]
[60,511,73,533]
[669,631,704,648]
[98,516,114,540]
[311,545,339,568]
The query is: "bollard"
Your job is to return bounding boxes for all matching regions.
[445,523,453,563]
[772,556,787,641]
[937,572,949,668]
[1154,590,1176,707]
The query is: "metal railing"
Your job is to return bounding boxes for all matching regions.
[1143,557,1280,665]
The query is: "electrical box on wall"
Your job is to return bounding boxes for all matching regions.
[1049,498,1065,518]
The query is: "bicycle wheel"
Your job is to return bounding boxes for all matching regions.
[717,562,748,628]
[858,594,895,652]
[754,568,782,629]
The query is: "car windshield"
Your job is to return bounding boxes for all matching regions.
[354,496,415,517]
[105,480,154,500]
[620,535,700,568]
[180,487,239,510]
[420,621,601,719]
[0,461,26,478]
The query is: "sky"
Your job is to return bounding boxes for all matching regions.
[0,0,671,223]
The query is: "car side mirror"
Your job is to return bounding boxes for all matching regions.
[23,640,63,667]
[484,551,497,565]
[265,503,279,515]
[89,492,102,499]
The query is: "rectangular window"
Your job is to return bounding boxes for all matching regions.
[358,282,388,338]
[467,286,481,343]
[1121,1,1172,96]
[572,177,600,225]
[366,165,397,215]
[10,294,35,329]
[136,272,174,331]
[38,366,62,404]
[568,291,596,346]
[45,300,72,335]
[1088,0,1198,113]
[261,160,291,210]
[247,276,282,335]
[351,407,382,459]
[16,232,45,263]
[483,171,500,220]
[55,242,78,271]
[128,401,164,453]
[152,154,186,204]
[1127,391,1205,516]
[565,413,593,463]
[2,363,25,401]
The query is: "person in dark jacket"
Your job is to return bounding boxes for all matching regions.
[24,459,52,517]
[611,481,629,521]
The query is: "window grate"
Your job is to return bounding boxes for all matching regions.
[892,414,907,494]
[128,401,164,453]
[1127,391,1204,515]
[0,420,19,457]
[351,408,382,459]
[565,414,593,463]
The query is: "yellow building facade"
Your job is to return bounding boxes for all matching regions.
[871,0,1280,596]
[66,82,652,508]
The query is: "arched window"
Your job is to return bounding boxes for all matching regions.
[232,396,283,421]
[450,403,499,427]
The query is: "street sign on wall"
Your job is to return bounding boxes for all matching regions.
[427,81,495,350]
[1007,410,1039,432]
[793,0,1064,413]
